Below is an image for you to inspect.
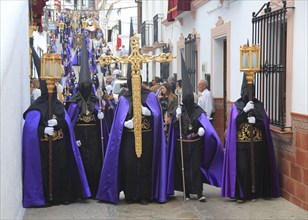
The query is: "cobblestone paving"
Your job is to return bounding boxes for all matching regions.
[23,184,308,219]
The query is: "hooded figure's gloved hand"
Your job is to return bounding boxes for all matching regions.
[44,127,54,136]
[48,119,58,127]
[142,106,151,116]
[97,111,104,120]
[176,106,182,119]
[248,116,256,124]
[243,101,254,113]
[124,118,134,129]
[76,140,82,147]
[197,127,205,136]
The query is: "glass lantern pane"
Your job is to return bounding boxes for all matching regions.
[46,61,52,77]
[54,62,61,78]
[242,52,249,69]
[252,52,258,68]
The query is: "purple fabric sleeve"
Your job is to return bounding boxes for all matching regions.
[22,110,45,207]
[96,97,128,203]
[221,104,239,198]
[198,113,224,187]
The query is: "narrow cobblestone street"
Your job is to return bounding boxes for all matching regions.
[23,184,307,219]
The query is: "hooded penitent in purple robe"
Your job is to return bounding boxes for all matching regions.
[166,109,224,197]
[221,74,280,200]
[22,105,91,208]
[66,34,109,196]
[220,103,280,200]
[96,91,168,204]
[23,37,91,208]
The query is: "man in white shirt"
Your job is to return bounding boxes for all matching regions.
[197,79,215,120]
[112,66,121,79]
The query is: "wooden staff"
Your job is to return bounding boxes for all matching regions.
[176,91,187,201]
[47,89,54,201]
[247,79,256,194]
[98,93,105,161]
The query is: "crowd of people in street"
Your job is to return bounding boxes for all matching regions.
[24,9,281,208]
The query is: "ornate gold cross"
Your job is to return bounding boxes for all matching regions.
[98,35,174,158]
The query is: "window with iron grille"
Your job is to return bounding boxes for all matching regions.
[161,44,170,81]
[141,21,146,47]
[252,1,289,130]
[185,34,197,91]
[153,14,159,43]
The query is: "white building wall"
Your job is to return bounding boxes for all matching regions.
[0,1,29,219]
[164,0,266,100]
[162,0,307,115]
[292,0,308,115]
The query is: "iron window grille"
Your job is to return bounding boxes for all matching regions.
[185,34,197,92]
[252,1,293,130]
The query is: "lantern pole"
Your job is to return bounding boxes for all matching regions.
[240,41,260,194]
[40,53,62,201]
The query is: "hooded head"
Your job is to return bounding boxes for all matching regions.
[180,53,194,115]
[78,33,92,100]
[240,73,255,103]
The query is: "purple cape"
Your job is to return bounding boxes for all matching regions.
[166,113,224,195]
[22,110,91,208]
[96,92,168,204]
[220,104,280,198]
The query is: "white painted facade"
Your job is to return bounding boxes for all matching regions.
[155,0,307,115]
[291,0,307,114]
[0,1,29,219]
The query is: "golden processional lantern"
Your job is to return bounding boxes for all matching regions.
[72,22,79,30]
[59,22,65,31]
[40,53,63,92]
[40,53,63,201]
[240,40,260,85]
[82,20,88,28]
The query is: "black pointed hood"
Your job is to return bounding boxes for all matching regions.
[30,37,48,96]
[180,53,194,115]
[240,73,248,103]
[126,17,134,92]
[78,34,92,86]
[240,73,255,103]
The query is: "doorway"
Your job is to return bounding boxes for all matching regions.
[212,36,228,146]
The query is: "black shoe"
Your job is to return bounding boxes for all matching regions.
[61,200,70,205]
[140,199,149,205]
[236,199,245,203]
[125,198,135,204]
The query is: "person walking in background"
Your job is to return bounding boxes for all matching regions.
[150,76,162,95]
[158,82,178,135]
[197,79,215,121]
[31,78,41,103]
